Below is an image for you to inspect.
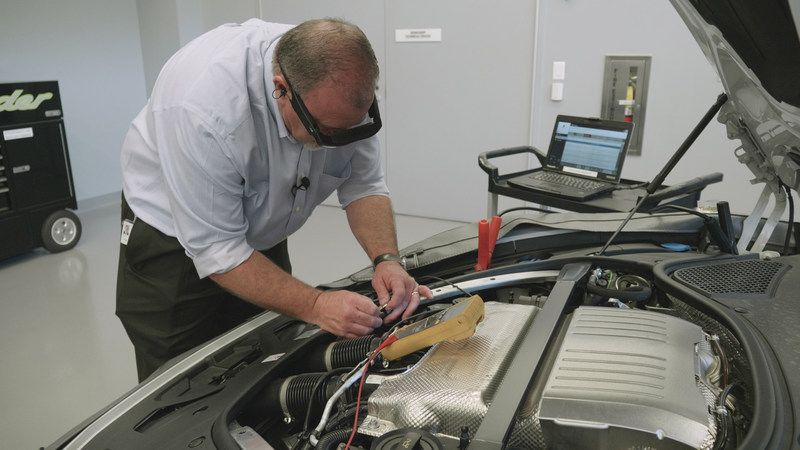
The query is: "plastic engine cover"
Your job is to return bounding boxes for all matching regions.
[538,306,714,449]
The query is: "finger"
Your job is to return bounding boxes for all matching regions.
[355,297,383,325]
[340,322,377,338]
[327,317,375,338]
[363,307,383,327]
[378,302,394,319]
[391,278,409,304]
[402,289,421,319]
[373,281,391,307]
[418,284,435,300]
[383,308,403,324]
[339,310,381,336]
[382,295,408,323]
[385,278,410,310]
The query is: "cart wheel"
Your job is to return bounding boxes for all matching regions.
[41,210,82,253]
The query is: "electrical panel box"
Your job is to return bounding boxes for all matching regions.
[0,81,81,260]
[601,56,651,156]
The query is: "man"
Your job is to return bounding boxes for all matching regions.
[117,18,432,381]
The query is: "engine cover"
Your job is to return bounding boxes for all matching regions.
[360,304,715,449]
[538,306,714,449]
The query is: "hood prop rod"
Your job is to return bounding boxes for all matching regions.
[597,92,729,256]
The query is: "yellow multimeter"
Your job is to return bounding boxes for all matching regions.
[380,295,485,361]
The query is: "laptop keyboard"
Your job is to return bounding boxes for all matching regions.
[531,171,607,190]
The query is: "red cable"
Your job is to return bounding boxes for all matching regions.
[344,334,398,449]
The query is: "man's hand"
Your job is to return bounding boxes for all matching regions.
[310,290,383,338]
[344,195,431,322]
[211,251,384,338]
[372,261,433,323]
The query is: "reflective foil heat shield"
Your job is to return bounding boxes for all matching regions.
[359,302,537,440]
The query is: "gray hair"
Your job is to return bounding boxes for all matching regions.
[274,18,379,109]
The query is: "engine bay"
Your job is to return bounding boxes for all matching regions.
[225,258,759,450]
[57,238,799,450]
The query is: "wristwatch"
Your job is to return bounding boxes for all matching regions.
[372,253,405,269]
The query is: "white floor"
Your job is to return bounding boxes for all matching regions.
[0,196,464,449]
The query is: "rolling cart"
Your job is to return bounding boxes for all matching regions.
[0,81,81,260]
[479,146,722,216]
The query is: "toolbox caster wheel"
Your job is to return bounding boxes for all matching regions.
[42,209,82,253]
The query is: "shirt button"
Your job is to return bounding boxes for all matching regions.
[296,207,300,212]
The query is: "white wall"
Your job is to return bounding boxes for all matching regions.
[0,0,147,204]
[266,0,537,222]
[0,0,788,219]
[136,0,260,96]
[136,0,180,97]
[382,0,536,222]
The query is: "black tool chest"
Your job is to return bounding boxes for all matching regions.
[0,81,81,260]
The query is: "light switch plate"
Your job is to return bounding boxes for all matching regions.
[552,61,566,80]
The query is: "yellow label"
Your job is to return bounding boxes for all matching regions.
[0,89,54,112]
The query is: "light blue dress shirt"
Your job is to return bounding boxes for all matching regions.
[121,19,388,278]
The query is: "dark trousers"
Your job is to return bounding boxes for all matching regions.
[116,195,291,382]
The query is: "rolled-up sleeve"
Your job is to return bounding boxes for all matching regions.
[336,136,389,208]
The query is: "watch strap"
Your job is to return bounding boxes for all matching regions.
[372,253,405,269]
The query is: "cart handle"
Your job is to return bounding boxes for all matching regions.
[478,146,546,182]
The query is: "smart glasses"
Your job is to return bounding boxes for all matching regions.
[278,61,382,148]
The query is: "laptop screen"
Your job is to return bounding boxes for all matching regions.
[545,116,634,182]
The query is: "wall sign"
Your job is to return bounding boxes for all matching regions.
[395,28,442,43]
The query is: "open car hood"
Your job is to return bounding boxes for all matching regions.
[670,0,800,194]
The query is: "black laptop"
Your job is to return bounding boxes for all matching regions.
[508,115,634,201]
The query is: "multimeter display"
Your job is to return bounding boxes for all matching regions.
[381,295,485,360]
